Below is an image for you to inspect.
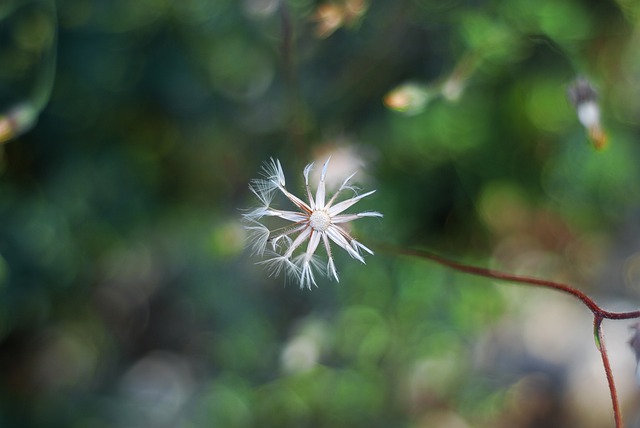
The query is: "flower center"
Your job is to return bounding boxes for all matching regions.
[309,210,331,232]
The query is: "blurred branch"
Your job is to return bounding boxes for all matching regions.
[380,243,640,428]
[278,1,306,157]
[383,245,640,320]
[594,317,623,428]
[0,0,57,144]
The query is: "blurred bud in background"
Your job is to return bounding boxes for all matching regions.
[310,140,375,190]
[0,0,57,144]
[0,103,38,144]
[384,83,433,115]
[384,54,476,115]
[567,77,608,150]
[312,0,368,38]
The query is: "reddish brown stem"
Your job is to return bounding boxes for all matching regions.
[380,243,636,427]
[381,245,640,320]
[595,317,624,428]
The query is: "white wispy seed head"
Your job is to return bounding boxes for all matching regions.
[244,157,382,289]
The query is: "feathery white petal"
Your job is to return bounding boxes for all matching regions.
[244,220,271,256]
[331,211,383,223]
[271,233,292,252]
[249,181,276,207]
[325,171,358,208]
[270,222,308,251]
[315,157,330,210]
[303,162,316,209]
[262,209,308,223]
[279,186,312,213]
[327,189,377,216]
[262,158,286,187]
[325,225,365,263]
[258,254,300,281]
[327,257,339,282]
[243,207,270,221]
[300,262,316,289]
[351,239,374,255]
[294,253,324,289]
[303,162,314,183]
[305,230,322,260]
[283,226,312,258]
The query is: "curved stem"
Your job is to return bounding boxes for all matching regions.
[380,242,635,427]
[595,317,624,428]
[381,244,640,320]
[0,0,57,143]
[278,2,306,158]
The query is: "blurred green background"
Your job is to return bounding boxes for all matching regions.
[1,0,640,427]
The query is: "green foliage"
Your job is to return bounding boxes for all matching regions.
[0,0,638,427]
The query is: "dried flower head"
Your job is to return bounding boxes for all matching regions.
[244,157,382,289]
